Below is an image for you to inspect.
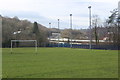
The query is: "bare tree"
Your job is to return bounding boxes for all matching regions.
[92,15,101,45]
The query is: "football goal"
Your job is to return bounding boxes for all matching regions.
[11,40,37,54]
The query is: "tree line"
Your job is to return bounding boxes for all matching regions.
[2,16,49,47]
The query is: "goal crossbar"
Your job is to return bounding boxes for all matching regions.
[11,40,37,54]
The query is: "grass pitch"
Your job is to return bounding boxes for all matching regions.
[2,48,118,78]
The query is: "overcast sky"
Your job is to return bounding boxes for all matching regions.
[0,0,119,29]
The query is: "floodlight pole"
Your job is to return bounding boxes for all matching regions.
[70,14,72,48]
[88,6,92,49]
[58,19,60,47]
[49,23,51,46]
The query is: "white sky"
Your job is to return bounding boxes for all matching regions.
[0,0,119,29]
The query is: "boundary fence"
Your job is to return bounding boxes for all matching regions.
[48,43,120,50]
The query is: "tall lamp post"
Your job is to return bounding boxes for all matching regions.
[88,6,92,49]
[58,19,60,47]
[70,14,72,48]
[49,23,51,46]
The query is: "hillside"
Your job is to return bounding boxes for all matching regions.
[2,16,49,47]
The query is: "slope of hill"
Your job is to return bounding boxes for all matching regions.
[2,16,49,47]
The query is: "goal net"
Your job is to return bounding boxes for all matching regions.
[11,40,37,54]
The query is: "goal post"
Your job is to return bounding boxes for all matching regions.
[11,40,37,54]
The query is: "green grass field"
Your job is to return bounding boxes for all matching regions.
[2,48,118,78]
